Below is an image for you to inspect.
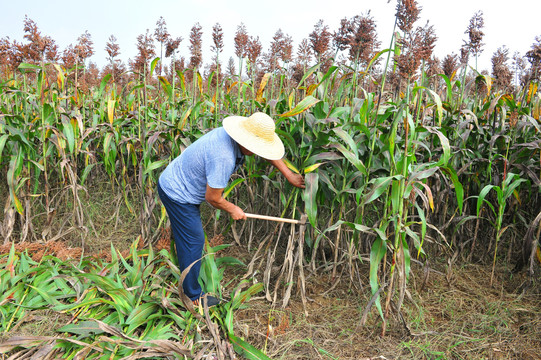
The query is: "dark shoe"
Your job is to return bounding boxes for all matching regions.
[192,295,220,307]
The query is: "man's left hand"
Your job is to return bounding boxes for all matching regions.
[287,173,305,189]
[267,158,306,189]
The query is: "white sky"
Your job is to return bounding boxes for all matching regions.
[1,0,540,73]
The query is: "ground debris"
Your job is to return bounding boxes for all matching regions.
[0,240,83,262]
[227,252,541,360]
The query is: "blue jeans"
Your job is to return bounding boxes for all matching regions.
[157,182,204,301]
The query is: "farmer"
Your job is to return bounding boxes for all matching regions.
[157,112,305,307]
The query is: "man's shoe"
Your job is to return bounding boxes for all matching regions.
[192,295,220,307]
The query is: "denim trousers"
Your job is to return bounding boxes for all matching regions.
[157,182,204,301]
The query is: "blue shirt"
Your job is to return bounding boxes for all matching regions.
[159,127,245,204]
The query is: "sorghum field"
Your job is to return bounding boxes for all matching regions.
[1,1,540,359]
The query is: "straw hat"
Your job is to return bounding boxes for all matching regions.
[223,112,285,160]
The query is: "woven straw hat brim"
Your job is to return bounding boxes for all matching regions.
[223,116,285,160]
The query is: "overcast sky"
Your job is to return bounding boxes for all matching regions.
[1,0,540,73]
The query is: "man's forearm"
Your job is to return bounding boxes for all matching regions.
[268,158,294,178]
[207,196,235,213]
[205,184,246,219]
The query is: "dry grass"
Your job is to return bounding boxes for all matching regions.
[0,310,72,343]
[224,246,541,360]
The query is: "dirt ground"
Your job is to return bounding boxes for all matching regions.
[220,243,541,360]
[1,237,540,360]
[233,269,541,359]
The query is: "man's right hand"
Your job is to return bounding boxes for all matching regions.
[206,185,246,220]
[229,205,246,220]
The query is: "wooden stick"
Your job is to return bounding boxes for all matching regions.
[245,213,304,225]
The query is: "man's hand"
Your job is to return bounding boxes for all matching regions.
[229,205,247,220]
[287,173,305,189]
[206,185,246,220]
[267,158,306,189]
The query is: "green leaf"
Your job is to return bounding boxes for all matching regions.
[77,273,135,313]
[150,57,160,77]
[28,159,45,172]
[415,86,444,126]
[0,134,9,164]
[215,257,245,268]
[200,243,221,295]
[126,303,159,335]
[231,283,263,310]
[388,114,399,160]
[402,236,411,280]
[229,334,272,360]
[332,127,358,154]
[62,118,75,154]
[80,163,97,185]
[319,170,339,195]
[283,158,300,174]
[303,172,319,227]
[369,236,387,294]
[320,65,339,83]
[98,73,112,97]
[279,96,320,118]
[369,233,387,318]
[423,127,451,167]
[502,174,526,201]
[103,132,114,158]
[225,307,234,334]
[414,204,427,257]
[390,179,401,215]
[437,73,454,106]
[223,178,246,199]
[159,76,173,98]
[27,284,61,306]
[143,159,168,175]
[366,48,391,73]
[18,63,41,71]
[364,176,395,205]
[6,125,33,149]
[404,225,422,254]
[303,162,324,174]
[53,297,115,312]
[296,63,320,89]
[440,166,464,215]
[306,152,342,164]
[57,320,104,337]
[408,167,438,183]
[335,144,366,175]
[477,185,496,217]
